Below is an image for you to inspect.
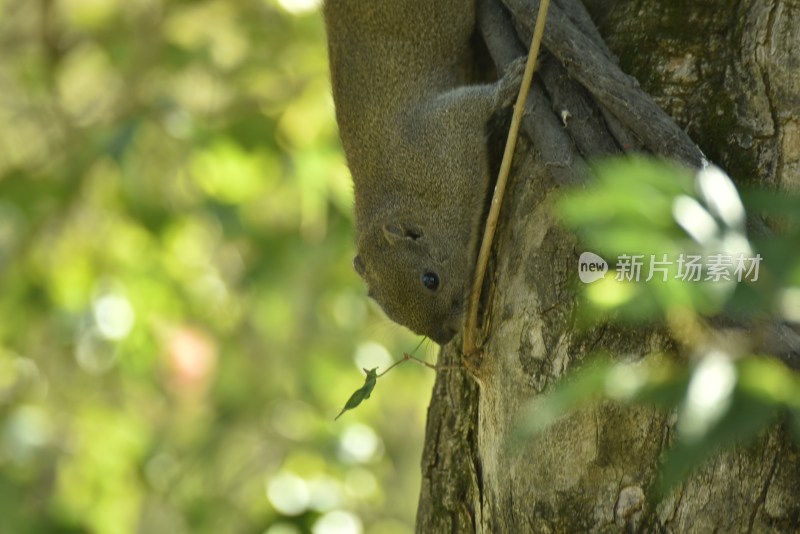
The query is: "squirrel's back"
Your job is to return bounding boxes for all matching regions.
[324,0,477,142]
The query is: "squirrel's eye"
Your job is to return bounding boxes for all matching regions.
[421,271,439,291]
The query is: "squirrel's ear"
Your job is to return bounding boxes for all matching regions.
[383,222,423,243]
[353,255,365,276]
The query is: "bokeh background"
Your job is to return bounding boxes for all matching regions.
[0,0,436,532]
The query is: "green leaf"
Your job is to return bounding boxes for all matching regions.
[334,367,379,421]
[659,388,779,494]
[558,156,768,321]
[512,354,688,448]
[511,358,612,447]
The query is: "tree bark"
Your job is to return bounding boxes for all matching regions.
[416,1,800,532]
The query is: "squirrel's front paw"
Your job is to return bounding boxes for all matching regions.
[495,55,528,108]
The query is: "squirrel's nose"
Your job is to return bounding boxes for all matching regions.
[432,325,458,345]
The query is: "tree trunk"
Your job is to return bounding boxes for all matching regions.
[416,1,800,532]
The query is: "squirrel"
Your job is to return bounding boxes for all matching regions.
[323,0,524,345]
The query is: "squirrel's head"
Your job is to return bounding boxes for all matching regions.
[354,220,469,345]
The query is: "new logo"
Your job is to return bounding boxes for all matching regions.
[578,252,608,283]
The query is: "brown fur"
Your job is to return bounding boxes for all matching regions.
[324,0,521,344]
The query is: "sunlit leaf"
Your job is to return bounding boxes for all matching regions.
[560,157,770,321]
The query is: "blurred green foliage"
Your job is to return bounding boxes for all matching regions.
[0,0,435,532]
[559,157,800,323]
[516,157,800,492]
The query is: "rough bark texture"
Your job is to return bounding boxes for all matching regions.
[416,0,800,532]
